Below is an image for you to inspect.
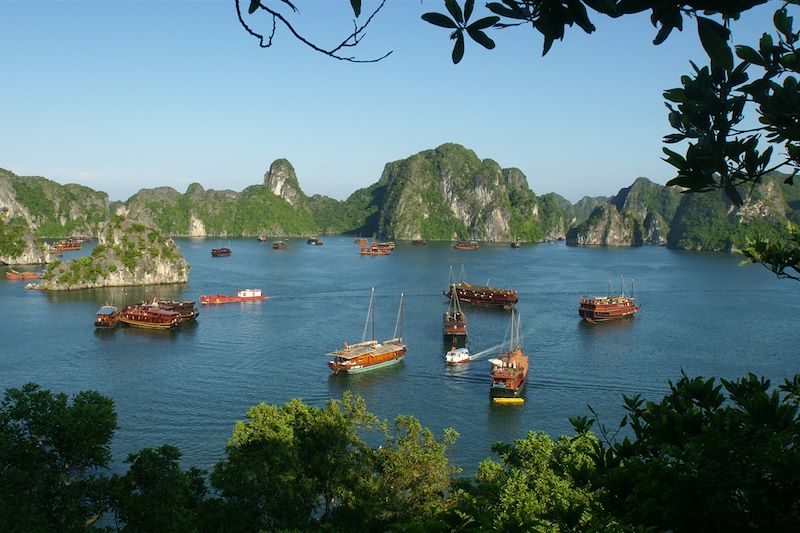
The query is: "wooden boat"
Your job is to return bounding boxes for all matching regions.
[453,240,479,250]
[211,247,231,257]
[354,237,368,246]
[511,239,521,248]
[445,347,470,365]
[376,241,396,250]
[94,305,121,328]
[272,240,287,249]
[412,239,427,246]
[579,275,640,323]
[54,238,81,251]
[327,289,406,374]
[443,283,467,346]
[142,298,198,323]
[444,267,518,310]
[307,237,324,245]
[5,269,42,281]
[257,236,268,242]
[360,242,392,256]
[119,305,180,329]
[199,288,267,304]
[489,308,529,403]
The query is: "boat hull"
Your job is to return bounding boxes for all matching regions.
[200,295,267,304]
[579,298,639,322]
[119,316,177,329]
[329,354,405,374]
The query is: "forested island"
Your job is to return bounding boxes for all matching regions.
[2,144,798,266]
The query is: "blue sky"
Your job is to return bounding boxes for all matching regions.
[0,1,779,202]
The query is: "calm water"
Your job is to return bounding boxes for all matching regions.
[2,238,798,473]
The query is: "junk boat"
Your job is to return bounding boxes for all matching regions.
[307,237,324,245]
[199,288,267,304]
[141,297,198,323]
[211,247,231,257]
[443,283,467,346]
[5,269,42,281]
[489,308,529,404]
[119,305,180,329]
[444,266,518,310]
[579,274,640,323]
[54,238,81,251]
[327,288,406,374]
[359,241,392,256]
[94,305,121,328]
[453,240,479,250]
[354,237,368,246]
[272,240,287,249]
[511,239,521,248]
[412,238,427,246]
[445,347,470,365]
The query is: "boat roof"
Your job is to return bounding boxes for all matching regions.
[96,306,118,315]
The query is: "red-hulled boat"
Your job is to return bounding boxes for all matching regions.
[443,284,467,346]
[142,298,198,323]
[453,240,479,250]
[5,269,42,281]
[119,306,180,329]
[444,280,518,310]
[54,238,81,251]
[579,275,640,323]
[200,288,267,304]
[489,309,529,404]
[359,241,392,256]
[211,247,231,257]
[94,305,121,328]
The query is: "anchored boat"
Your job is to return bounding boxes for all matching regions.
[579,274,640,323]
[327,289,406,374]
[211,247,231,257]
[489,308,529,404]
[200,288,267,304]
[444,266,518,310]
[94,305,121,328]
[119,306,180,329]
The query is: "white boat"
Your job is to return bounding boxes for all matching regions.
[445,347,470,365]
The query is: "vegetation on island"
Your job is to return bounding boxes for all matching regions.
[0,216,28,258]
[2,372,798,531]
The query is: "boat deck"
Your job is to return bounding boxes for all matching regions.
[328,339,404,360]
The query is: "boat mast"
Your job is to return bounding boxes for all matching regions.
[392,293,404,340]
[362,288,375,343]
[620,272,626,298]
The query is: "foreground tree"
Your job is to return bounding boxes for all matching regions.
[0,383,117,531]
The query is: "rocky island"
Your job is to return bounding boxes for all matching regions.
[36,217,188,290]
[0,217,58,265]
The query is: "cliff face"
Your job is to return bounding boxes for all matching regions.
[0,168,109,237]
[567,177,680,246]
[0,216,57,265]
[37,218,188,290]
[361,144,564,241]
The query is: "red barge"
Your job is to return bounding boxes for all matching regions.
[579,276,640,323]
[119,306,180,329]
[200,288,267,304]
[5,269,42,281]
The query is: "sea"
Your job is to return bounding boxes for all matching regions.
[1,238,798,474]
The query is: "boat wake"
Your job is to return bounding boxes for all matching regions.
[468,342,504,361]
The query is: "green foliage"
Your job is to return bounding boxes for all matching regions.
[0,216,28,258]
[0,383,117,531]
[741,221,800,281]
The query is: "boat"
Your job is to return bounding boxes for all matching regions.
[211,247,231,257]
[199,288,268,304]
[119,305,180,329]
[257,235,268,242]
[412,239,427,246]
[327,289,406,374]
[579,275,640,323]
[359,241,392,256]
[511,239,521,248]
[141,297,198,323]
[54,238,81,251]
[443,283,467,346]
[444,267,518,310]
[94,305,121,328]
[489,308,529,403]
[453,240,479,250]
[354,237,368,246]
[5,269,42,281]
[307,237,324,245]
[376,241,395,250]
[445,346,470,365]
[272,240,287,249]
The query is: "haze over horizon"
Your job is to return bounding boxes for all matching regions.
[1,1,776,203]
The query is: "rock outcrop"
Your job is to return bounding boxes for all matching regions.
[37,218,188,290]
[264,159,304,207]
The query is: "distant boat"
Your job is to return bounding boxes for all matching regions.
[359,241,392,256]
[54,238,81,252]
[445,347,470,365]
[119,305,180,329]
[443,283,467,346]
[354,237,368,246]
[141,297,198,324]
[489,308,529,404]
[5,269,42,281]
[307,237,324,245]
[453,240,479,250]
[211,247,231,257]
[199,288,267,304]
[444,266,518,310]
[412,239,427,246]
[94,305,121,328]
[327,289,406,374]
[511,239,521,248]
[376,241,395,250]
[272,240,287,249]
[257,236,268,242]
[579,274,640,323]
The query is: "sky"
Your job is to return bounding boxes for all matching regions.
[0,0,780,202]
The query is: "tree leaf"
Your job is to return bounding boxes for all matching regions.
[248,0,261,15]
[445,0,464,24]
[735,45,765,66]
[487,2,522,19]
[467,27,496,50]
[697,16,733,72]
[278,0,298,13]
[466,16,500,32]
[774,7,792,39]
[350,0,361,18]
[464,0,475,23]
[452,30,465,64]
[422,12,458,29]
